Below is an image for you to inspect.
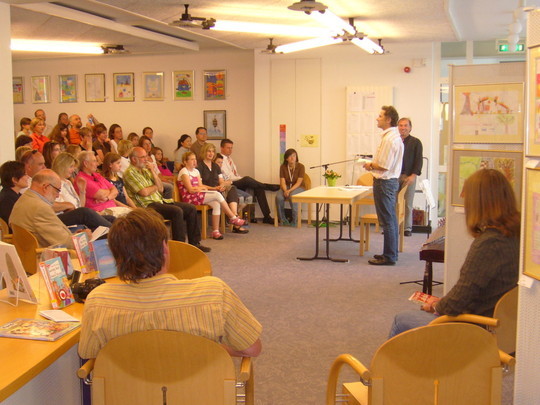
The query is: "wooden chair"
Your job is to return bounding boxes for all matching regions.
[430,287,518,355]
[352,173,376,229]
[359,185,407,256]
[11,224,45,275]
[78,330,254,405]
[0,218,13,243]
[167,240,212,279]
[173,181,224,239]
[326,322,514,405]
[274,172,312,228]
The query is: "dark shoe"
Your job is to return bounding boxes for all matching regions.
[262,216,275,224]
[265,184,280,192]
[233,226,249,234]
[404,230,412,236]
[373,254,384,260]
[368,257,395,266]
[195,244,211,253]
[250,218,258,223]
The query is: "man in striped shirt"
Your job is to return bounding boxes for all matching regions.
[363,106,404,266]
[79,208,262,359]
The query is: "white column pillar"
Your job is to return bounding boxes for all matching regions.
[0,2,15,162]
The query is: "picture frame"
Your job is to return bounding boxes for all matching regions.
[527,46,540,156]
[451,149,523,206]
[85,73,106,102]
[12,77,24,104]
[173,70,194,100]
[30,75,50,104]
[524,168,540,281]
[59,74,77,103]
[204,110,226,139]
[113,72,134,102]
[203,70,226,100]
[453,83,524,143]
[142,72,164,101]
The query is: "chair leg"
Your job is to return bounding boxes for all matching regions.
[399,222,404,252]
[365,223,371,253]
[274,196,279,227]
[360,222,365,256]
[200,208,207,240]
[307,203,312,225]
[297,203,302,228]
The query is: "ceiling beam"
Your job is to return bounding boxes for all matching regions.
[13,2,200,51]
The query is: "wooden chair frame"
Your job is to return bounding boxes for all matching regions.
[11,224,45,274]
[167,240,212,279]
[0,218,13,243]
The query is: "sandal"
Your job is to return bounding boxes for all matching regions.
[212,230,223,240]
[230,217,246,227]
[233,226,249,234]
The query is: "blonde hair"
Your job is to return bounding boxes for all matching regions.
[199,142,215,161]
[117,139,133,157]
[51,152,78,179]
[463,169,520,238]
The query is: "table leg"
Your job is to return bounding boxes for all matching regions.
[328,204,360,243]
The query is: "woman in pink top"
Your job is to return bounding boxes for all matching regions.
[74,150,117,212]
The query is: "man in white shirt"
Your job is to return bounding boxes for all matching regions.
[363,106,404,266]
[220,139,279,224]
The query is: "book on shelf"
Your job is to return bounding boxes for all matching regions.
[71,232,98,273]
[38,257,75,309]
[0,318,80,342]
[408,291,436,305]
[90,239,117,279]
[0,241,38,304]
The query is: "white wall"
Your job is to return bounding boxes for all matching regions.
[12,50,255,173]
[254,42,439,219]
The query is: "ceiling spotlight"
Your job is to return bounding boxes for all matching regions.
[101,44,129,54]
[288,0,327,14]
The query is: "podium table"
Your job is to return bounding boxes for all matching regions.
[292,186,372,263]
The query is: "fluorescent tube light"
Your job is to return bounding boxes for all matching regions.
[212,20,332,37]
[275,36,341,53]
[310,10,355,35]
[351,37,383,54]
[11,39,104,54]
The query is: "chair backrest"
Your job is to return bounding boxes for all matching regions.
[11,223,40,274]
[357,172,374,186]
[92,330,237,405]
[167,240,212,279]
[396,184,408,223]
[0,218,12,242]
[493,287,518,354]
[303,172,312,190]
[368,323,502,405]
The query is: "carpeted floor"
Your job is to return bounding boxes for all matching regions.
[203,220,514,404]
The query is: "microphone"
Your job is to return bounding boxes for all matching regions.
[357,154,373,159]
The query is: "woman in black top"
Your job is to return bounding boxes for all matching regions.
[0,161,30,229]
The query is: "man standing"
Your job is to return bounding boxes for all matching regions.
[190,127,207,158]
[68,114,83,145]
[363,106,404,266]
[123,147,210,252]
[220,138,279,224]
[398,118,423,237]
[78,208,261,359]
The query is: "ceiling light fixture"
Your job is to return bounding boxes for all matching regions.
[310,9,355,35]
[288,0,327,13]
[351,37,383,54]
[212,20,332,37]
[274,36,341,54]
[11,39,104,54]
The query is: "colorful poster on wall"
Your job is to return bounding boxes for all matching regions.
[173,70,194,100]
[203,70,225,100]
[524,168,540,280]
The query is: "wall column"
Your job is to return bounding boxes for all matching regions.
[0,2,15,162]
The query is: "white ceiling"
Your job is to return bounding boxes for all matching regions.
[7,0,535,59]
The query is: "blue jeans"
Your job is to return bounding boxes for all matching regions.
[372,177,399,262]
[276,187,305,224]
[388,310,438,338]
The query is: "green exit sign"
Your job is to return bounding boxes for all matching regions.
[497,41,525,53]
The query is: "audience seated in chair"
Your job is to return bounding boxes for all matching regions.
[178,151,247,240]
[276,148,305,227]
[389,169,520,338]
[0,161,30,232]
[78,208,262,360]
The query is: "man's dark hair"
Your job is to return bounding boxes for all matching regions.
[108,208,168,283]
[15,134,32,148]
[195,127,207,135]
[382,105,399,127]
[398,117,412,127]
[20,117,31,129]
[220,138,233,147]
[0,161,25,188]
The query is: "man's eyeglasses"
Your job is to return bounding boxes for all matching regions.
[47,184,62,193]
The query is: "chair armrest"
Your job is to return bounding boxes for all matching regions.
[499,350,515,368]
[429,314,499,328]
[77,358,96,379]
[326,354,371,405]
[238,357,252,382]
